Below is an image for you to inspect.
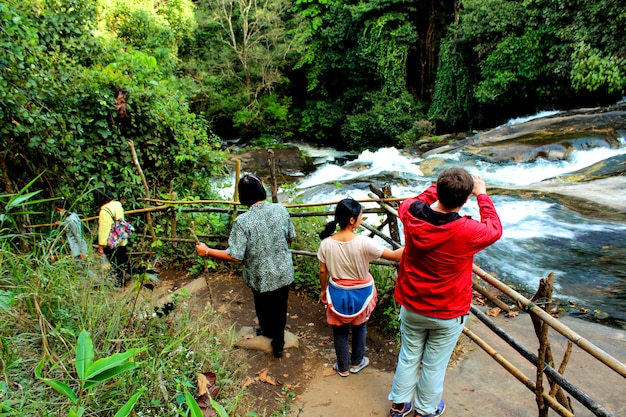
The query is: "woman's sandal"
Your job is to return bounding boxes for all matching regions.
[350,356,370,374]
[333,362,349,377]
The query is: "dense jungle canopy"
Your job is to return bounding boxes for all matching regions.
[1,0,625,214]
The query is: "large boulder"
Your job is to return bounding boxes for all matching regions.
[455,105,626,163]
[228,146,315,184]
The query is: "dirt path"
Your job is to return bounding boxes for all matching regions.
[151,270,626,417]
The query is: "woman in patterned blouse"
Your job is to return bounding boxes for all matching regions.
[196,175,296,358]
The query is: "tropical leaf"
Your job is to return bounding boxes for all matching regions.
[210,397,229,417]
[83,363,137,390]
[113,391,142,417]
[75,330,94,381]
[184,390,204,417]
[68,406,85,417]
[84,348,144,381]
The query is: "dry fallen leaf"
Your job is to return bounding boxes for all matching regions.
[486,307,502,317]
[256,368,280,386]
[197,372,218,398]
[240,375,255,387]
[505,311,520,318]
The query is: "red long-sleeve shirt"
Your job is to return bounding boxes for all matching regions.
[394,184,503,319]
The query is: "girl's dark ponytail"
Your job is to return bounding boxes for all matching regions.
[318,198,362,239]
[319,220,338,239]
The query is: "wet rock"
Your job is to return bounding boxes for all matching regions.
[456,105,626,163]
[228,146,315,184]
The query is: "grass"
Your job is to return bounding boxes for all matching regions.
[0,240,257,416]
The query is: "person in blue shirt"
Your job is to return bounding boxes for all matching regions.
[54,198,88,262]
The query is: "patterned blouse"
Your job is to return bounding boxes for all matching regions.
[226,201,297,292]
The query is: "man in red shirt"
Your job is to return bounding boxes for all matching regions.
[388,168,503,417]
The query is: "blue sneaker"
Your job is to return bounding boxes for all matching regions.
[414,400,445,417]
[389,402,413,417]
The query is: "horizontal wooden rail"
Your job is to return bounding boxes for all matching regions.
[470,306,612,416]
[473,264,626,379]
[463,327,575,417]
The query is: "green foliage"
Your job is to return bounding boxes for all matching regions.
[183,0,306,141]
[475,30,546,103]
[429,36,476,132]
[0,241,245,416]
[432,0,626,129]
[1,0,226,227]
[571,43,626,94]
[342,91,422,151]
[35,329,145,417]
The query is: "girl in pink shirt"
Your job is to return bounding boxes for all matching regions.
[317,198,403,377]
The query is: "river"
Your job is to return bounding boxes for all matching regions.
[280,114,626,327]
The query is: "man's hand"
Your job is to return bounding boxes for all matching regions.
[472,175,487,196]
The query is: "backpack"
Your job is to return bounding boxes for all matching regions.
[104,208,135,249]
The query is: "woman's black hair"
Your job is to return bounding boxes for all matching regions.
[55,198,68,210]
[238,175,267,207]
[319,198,362,239]
[92,188,114,208]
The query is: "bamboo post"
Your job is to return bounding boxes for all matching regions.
[368,192,399,218]
[530,273,573,414]
[128,140,157,244]
[472,278,513,313]
[361,222,402,249]
[370,184,401,243]
[233,160,240,218]
[170,190,177,248]
[469,306,612,417]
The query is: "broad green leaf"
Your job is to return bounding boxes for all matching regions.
[75,330,94,381]
[68,406,85,417]
[211,397,229,417]
[184,390,204,417]
[41,378,78,403]
[113,392,142,417]
[34,358,77,402]
[5,191,43,210]
[34,360,45,379]
[83,363,137,390]
[84,348,144,380]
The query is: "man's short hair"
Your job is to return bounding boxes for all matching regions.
[437,168,474,209]
[238,175,267,206]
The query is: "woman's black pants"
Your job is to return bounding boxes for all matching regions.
[252,285,290,357]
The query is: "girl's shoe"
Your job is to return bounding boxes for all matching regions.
[350,356,370,373]
[389,402,412,417]
[332,362,349,377]
[414,400,446,417]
